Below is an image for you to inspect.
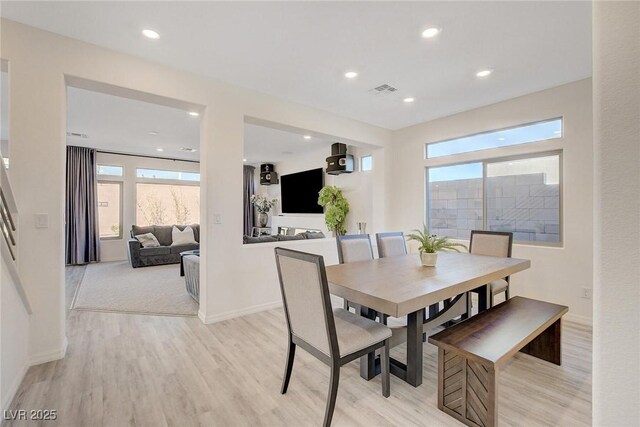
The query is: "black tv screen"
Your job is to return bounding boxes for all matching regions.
[280,168,324,214]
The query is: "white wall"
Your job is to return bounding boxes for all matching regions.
[254,144,379,236]
[390,79,594,324]
[0,257,30,412]
[0,18,392,361]
[95,152,200,261]
[593,2,640,425]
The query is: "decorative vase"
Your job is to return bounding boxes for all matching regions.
[257,212,268,227]
[420,252,438,267]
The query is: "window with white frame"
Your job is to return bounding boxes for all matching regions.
[97,164,124,176]
[136,183,200,226]
[427,152,561,244]
[426,118,562,159]
[97,181,123,239]
[136,168,200,182]
[361,155,373,171]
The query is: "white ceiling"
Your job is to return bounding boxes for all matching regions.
[244,123,335,165]
[67,86,200,161]
[1,1,592,130]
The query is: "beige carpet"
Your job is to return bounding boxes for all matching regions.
[71,261,198,317]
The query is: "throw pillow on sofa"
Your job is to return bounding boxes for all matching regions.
[135,232,161,248]
[172,226,197,245]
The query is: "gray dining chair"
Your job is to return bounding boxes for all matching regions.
[336,234,374,264]
[469,230,514,309]
[375,231,407,258]
[336,234,374,311]
[274,247,391,427]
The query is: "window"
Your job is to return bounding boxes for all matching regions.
[136,168,200,182]
[426,118,562,159]
[361,155,373,171]
[97,165,124,176]
[97,181,122,239]
[136,183,200,226]
[427,152,561,244]
[428,163,483,240]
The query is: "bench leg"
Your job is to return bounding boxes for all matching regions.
[520,318,562,365]
[438,349,497,427]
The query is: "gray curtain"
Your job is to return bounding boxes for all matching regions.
[243,165,256,236]
[65,146,100,264]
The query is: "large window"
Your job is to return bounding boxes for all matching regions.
[427,152,561,243]
[97,181,122,239]
[137,168,200,182]
[426,118,562,159]
[136,183,200,226]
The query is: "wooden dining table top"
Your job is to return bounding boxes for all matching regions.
[325,252,531,318]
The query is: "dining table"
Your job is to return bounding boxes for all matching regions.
[324,251,531,387]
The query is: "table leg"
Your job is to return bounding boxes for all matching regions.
[180,255,185,277]
[477,285,490,312]
[358,305,378,380]
[406,308,425,387]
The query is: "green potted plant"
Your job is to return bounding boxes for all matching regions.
[318,185,349,236]
[407,225,467,267]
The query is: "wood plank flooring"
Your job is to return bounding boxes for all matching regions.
[4,269,592,427]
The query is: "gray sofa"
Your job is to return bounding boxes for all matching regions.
[128,224,200,268]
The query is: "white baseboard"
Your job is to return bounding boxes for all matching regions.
[1,363,29,412]
[199,300,282,324]
[29,337,68,366]
[564,312,592,326]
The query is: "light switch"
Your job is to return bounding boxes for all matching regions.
[35,213,49,229]
[214,214,222,224]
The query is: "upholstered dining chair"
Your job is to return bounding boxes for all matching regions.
[375,231,407,258]
[469,230,514,309]
[336,234,374,264]
[336,234,374,311]
[274,247,391,427]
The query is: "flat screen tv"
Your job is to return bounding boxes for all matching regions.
[280,168,324,214]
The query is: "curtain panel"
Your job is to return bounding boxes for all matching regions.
[65,146,100,264]
[243,165,256,236]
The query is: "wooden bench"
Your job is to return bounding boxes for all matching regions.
[428,296,568,427]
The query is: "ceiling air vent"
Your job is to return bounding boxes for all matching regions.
[66,131,88,139]
[180,147,197,152]
[368,83,398,96]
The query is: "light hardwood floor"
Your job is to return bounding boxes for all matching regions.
[5,268,592,427]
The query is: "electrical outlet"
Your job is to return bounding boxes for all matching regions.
[581,287,592,299]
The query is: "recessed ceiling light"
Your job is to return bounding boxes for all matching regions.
[421,27,441,38]
[303,135,311,140]
[142,29,160,40]
[403,97,415,103]
[156,148,164,152]
[476,69,493,78]
[243,158,247,162]
[149,131,158,136]
[344,71,358,79]
[188,111,199,117]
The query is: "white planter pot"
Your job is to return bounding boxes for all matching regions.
[420,252,438,267]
